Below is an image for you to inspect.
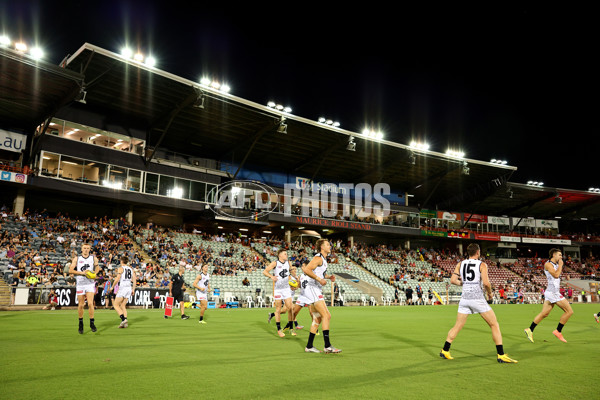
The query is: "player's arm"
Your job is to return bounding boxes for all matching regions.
[93,255,100,274]
[480,262,493,300]
[263,261,277,282]
[193,275,202,291]
[110,267,122,291]
[168,279,172,296]
[545,262,561,278]
[302,256,326,286]
[131,270,136,294]
[68,257,85,276]
[450,263,462,286]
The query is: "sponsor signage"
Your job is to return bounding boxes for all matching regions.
[0,129,26,153]
[536,219,559,229]
[295,176,348,195]
[0,171,28,184]
[522,237,571,245]
[419,209,436,219]
[474,233,500,241]
[512,217,536,228]
[269,213,419,234]
[438,211,459,221]
[488,216,510,225]
[464,213,488,223]
[500,236,521,243]
[421,229,448,238]
[52,287,168,307]
[448,231,470,239]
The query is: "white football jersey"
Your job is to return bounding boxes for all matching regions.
[75,255,95,286]
[273,259,290,290]
[307,253,328,288]
[459,259,485,300]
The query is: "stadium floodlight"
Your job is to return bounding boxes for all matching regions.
[120,47,133,59]
[446,149,465,159]
[409,141,429,151]
[362,128,384,140]
[14,42,27,52]
[267,102,292,114]
[145,56,156,67]
[588,187,600,193]
[0,35,10,47]
[133,53,144,62]
[220,84,231,93]
[527,181,543,187]
[491,159,508,165]
[318,117,341,128]
[30,47,44,60]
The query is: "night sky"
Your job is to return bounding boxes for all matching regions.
[1,1,596,190]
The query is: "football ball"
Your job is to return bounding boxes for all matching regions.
[85,270,96,279]
[288,278,299,288]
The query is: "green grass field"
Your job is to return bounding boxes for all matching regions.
[1,303,598,399]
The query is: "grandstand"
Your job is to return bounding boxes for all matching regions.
[1,40,600,311]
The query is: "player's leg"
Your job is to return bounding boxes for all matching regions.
[525,300,554,342]
[282,297,296,334]
[552,299,573,342]
[595,311,600,323]
[440,312,468,359]
[86,291,97,332]
[304,304,321,352]
[77,294,86,333]
[313,300,339,353]
[198,300,207,323]
[480,309,517,363]
[293,304,304,329]
[274,299,284,336]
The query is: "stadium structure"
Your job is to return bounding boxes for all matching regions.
[1,40,599,308]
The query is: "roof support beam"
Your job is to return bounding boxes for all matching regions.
[144,90,198,166]
[501,191,556,218]
[232,123,276,179]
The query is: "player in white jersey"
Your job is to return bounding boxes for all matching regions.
[440,243,517,363]
[69,243,100,334]
[263,249,298,337]
[110,256,136,328]
[193,264,211,324]
[524,248,573,343]
[302,239,340,354]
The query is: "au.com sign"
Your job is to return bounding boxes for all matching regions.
[208,180,391,221]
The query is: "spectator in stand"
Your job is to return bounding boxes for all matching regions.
[43,289,58,310]
[405,286,413,305]
[242,277,250,286]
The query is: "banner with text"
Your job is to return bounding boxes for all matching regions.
[488,216,510,225]
[438,211,459,221]
[421,229,448,238]
[521,237,571,245]
[464,213,488,223]
[51,287,168,307]
[500,236,521,243]
[512,217,536,228]
[474,233,500,241]
[0,129,26,153]
[535,219,559,229]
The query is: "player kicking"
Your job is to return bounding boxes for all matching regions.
[111,256,136,328]
[193,264,211,324]
[302,239,340,353]
[524,248,574,343]
[69,242,100,334]
[263,249,297,337]
[439,243,517,363]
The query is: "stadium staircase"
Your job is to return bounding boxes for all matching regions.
[0,279,11,306]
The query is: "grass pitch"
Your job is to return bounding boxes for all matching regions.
[1,303,599,399]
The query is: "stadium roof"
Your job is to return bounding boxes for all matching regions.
[0,47,84,132]
[62,44,519,209]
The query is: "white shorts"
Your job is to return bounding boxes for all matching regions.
[457,299,491,315]
[116,286,132,299]
[295,294,313,307]
[274,287,292,301]
[76,284,96,296]
[196,290,208,301]
[304,285,325,304]
[544,291,564,304]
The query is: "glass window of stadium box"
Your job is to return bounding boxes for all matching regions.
[40,152,60,177]
[43,118,145,155]
[83,160,107,184]
[104,166,127,189]
[145,173,159,194]
[158,175,175,197]
[60,156,85,181]
[190,181,206,201]
[126,170,141,192]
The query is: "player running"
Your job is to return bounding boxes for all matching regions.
[111,256,136,328]
[439,243,517,363]
[263,249,298,337]
[193,264,211,324]
[69,242,100,334]
[302,239,340,353]
[524,248,574,343]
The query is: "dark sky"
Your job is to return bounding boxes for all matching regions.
[2,1,597,190]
